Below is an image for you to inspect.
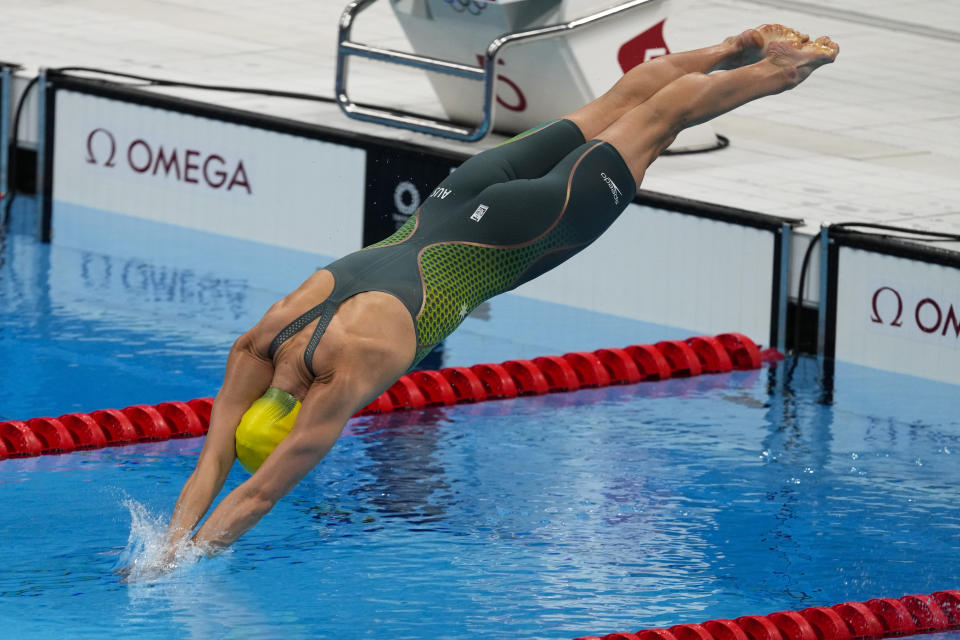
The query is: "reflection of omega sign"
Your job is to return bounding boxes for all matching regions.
[871,286,959,338]
[85,128,252,194]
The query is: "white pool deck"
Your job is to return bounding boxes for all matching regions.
[3,0,960,257]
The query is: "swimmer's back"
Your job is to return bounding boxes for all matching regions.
[247,272,415,399]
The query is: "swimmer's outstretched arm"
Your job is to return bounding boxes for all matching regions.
[165,333,275,547]
[189,323,412,553]
[187,381,358,552]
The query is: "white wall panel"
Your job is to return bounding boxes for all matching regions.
[512,203,775,343]
[835,247,960,384]
[51,90,366,258]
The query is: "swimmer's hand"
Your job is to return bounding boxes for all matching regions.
[113,559,177,583]
[114,539,203,583]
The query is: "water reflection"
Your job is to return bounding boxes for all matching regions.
[348,408,454,529]
[123,555,284,640]
[3,353,960,638]
[0,222,253,416]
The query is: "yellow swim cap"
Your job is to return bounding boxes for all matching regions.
[235,387,302,474]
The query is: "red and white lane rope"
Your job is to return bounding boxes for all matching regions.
[574,591,960,640]
[0,332,780,459]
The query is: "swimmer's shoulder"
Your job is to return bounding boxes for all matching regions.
[323,293,416,392]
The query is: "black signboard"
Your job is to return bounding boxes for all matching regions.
[363,146,458,246]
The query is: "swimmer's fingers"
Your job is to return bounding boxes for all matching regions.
[113,558,178,583]
[113,565,135,583]
[116,566,169,584]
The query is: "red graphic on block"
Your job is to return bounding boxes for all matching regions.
[476,55,527,112]
[618,19,671,73]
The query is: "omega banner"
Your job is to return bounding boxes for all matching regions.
[50,89,366,260]
[832,245,960,383]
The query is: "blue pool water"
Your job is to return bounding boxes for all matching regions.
[2,200,959,639]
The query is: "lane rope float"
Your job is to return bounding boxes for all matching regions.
[572,590,960,640]
[0,332,781,459]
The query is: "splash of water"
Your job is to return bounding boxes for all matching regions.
[115,497,208,583]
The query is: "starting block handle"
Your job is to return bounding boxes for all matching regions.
[335,0,663,142]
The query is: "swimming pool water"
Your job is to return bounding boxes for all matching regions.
[2,202,959,639]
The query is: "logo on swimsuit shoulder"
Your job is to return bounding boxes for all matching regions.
[600,172,622,205]
[470,204,489,222]
[430,187,453,200]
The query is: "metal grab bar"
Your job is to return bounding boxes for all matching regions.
[335,0,662,142]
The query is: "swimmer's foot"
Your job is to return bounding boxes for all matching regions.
[752,24,810,53]
[764,36,840,87]
[719,24,809,70]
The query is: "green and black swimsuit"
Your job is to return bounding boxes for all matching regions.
[269,119,637,371]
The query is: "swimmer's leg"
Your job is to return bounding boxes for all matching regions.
[596,36,839,185]
[451,29,791,184]
[448,39,741,186]
[430,27,809,190]
[566,24,810,140]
